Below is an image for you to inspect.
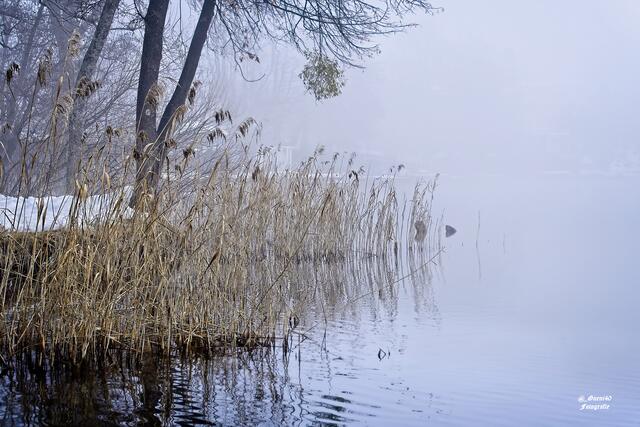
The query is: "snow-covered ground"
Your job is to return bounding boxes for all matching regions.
[0,187,133,232]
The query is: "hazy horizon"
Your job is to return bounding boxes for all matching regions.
[206,0,640,176]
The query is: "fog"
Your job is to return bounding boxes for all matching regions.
[211,0,640,176]
[3,1,640,423]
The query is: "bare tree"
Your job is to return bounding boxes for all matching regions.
[2,0,440,200]
[66,0,122,191]
[0,0,137,194]
[130,0,442,206]
[132,0,216,205]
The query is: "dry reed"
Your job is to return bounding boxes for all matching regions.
[0,41,440,364]
[0,145,440,363]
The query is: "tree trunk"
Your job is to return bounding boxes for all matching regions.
[130,0,170,208]
[132,0,217,207]
[65,0,121,192]
[0,4,44,172]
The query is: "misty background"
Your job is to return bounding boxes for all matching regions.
[212,0,640,176]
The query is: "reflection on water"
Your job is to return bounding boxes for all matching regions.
[0,250,438,426]
[2,175,640,426]
[475,211,482,281]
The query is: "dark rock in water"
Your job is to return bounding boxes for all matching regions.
[445,225,457,237]
[414,219,427,242]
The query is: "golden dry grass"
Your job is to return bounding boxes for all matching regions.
[0,147,440,363]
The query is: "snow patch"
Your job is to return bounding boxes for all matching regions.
[0,187,134,232]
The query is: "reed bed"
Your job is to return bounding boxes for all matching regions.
[0,36,442,366]
[0,146,440,363]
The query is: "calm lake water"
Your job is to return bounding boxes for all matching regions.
[1,174,639,426]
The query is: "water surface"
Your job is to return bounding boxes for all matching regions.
[1,174,638,426]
